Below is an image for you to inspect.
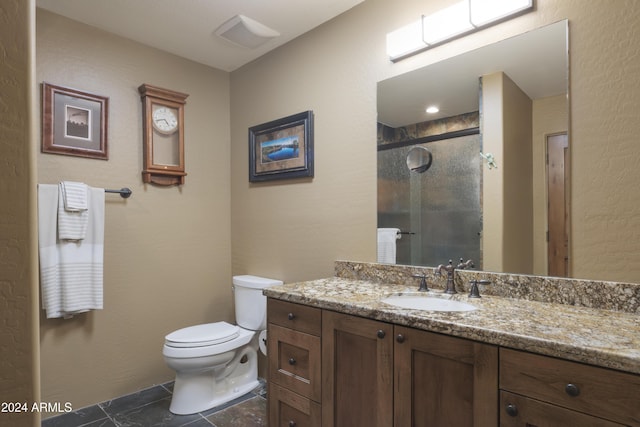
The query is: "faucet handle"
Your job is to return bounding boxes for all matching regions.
[412,274,429,292]
[457,258,475,270]
[468,279,491,298]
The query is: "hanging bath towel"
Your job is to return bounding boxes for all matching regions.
[377,228,400,264]
[57,181,89,240]
[38,183,105,319]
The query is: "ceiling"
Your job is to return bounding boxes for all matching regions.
[378,20,568,128]
[36,0,364,72]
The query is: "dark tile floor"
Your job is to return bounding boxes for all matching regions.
[41,380,267,427]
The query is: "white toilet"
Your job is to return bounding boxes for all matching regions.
[162,275,282,415]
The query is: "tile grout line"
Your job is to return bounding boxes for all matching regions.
[43,380,266,426]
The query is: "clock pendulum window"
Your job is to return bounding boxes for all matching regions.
[138,84,189,186]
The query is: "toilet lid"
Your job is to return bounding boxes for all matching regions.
[164,322,240,348]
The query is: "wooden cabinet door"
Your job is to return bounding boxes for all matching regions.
[394,326,499,427]
[321,310,393,427]
[268,324,321,401]
[500,391,624,427]
[500,348,640,426]
[269,383,322,427]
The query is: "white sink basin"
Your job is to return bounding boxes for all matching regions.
[381,294,477,312]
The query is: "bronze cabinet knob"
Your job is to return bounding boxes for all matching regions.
[565,383,580,397]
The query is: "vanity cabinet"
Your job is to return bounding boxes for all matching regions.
[268,299,322,427]
[267,298,640,427]
[499,348,640,426]
[393,325,498,426]
[321,310,394,427]
[322,311,498,427]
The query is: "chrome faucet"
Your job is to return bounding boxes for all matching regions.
[436,258,475,294]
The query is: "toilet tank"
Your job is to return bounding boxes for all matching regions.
[233,275,283,330]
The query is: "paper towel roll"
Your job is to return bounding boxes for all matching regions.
[258,330,268,355]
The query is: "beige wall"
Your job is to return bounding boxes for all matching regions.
[532,94,568,275]
[37,9,232,411]
[481,73,505,272]
[502,73,534,274]
[480,71,533,274]
[231,0,640,284]
[0,1,40,426]
[4,0,640,422]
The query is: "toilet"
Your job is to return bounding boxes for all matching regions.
[162,275,282,415]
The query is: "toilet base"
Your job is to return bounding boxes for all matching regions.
[170,377,259,415]
[168,345,259,415]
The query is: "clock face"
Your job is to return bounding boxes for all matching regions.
[152,106,178,134]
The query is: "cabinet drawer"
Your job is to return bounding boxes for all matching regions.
[500,348,640,426]
[268,323,321,401]
[500,391,624,427]
[268,298,322,336]
[269,383,321,427]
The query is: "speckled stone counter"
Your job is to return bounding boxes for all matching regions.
[264,261,640,375]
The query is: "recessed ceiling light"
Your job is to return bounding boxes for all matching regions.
[426,106,439,114]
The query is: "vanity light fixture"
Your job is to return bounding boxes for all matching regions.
[386,0,534,61]
[426,106,440,114]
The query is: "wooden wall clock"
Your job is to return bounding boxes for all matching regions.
[138,83,189,186]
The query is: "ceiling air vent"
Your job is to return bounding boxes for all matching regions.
[214,14,280,49]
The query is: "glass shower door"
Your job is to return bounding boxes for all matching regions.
[377,134,482,267]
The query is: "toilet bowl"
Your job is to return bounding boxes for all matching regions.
[162,275,282,415]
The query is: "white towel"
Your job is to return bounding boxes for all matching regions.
[58,181,89,240]
[60,181,88,210]
[38,184,105,319]
[377,228,400,264]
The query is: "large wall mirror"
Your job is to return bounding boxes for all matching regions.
[377,20,569,278]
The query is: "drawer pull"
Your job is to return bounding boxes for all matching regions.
[377,329,386,339]
[288,421,297,427]
[396,334,405,343]
[505,403,518,417]
[288,358,296,365]
[287,312,295,320]
[565,383,580,397]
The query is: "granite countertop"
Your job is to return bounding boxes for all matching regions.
[264,277,640,375]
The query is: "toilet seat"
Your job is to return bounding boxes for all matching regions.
[163,324,254,359]
[165,322,240,348]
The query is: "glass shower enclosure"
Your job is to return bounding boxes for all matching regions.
[377,133,482,268]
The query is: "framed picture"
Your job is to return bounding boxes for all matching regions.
[249,110,314,182]
[41,82,109,160]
